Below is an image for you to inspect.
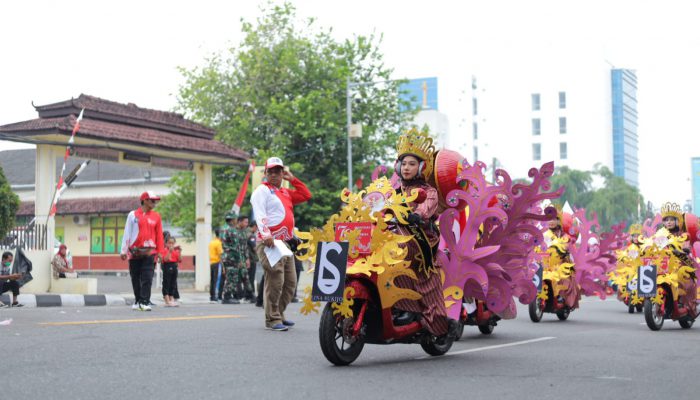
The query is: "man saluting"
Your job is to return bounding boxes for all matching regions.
[250,157,311,331]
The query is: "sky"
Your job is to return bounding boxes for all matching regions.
[1,0,699,209]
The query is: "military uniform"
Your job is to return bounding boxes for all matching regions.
[221,216,252,302]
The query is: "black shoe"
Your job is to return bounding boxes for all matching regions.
[222,299,240,304]
[447,318,461,339]
[255,301,263,308]
[291,297,300,303]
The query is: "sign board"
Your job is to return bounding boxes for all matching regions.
[334,222,373,257]
[532,262,543,293]
[348,123,362,138]
[637,264,658,298]
[312,242,349,302]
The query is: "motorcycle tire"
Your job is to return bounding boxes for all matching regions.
[319,302,365,366]
[454,321,465,341]
[478,323,494,335]
[528,299,543,322]
[420,334,454,356]
[679,318,694,329]
[628,304,635,314]
[636,304,643,313]
[555,308,570,321]
[643,299,664,331]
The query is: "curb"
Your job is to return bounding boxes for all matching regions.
[0,294,127,308]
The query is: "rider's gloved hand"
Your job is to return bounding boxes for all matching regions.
[407,212,422,226]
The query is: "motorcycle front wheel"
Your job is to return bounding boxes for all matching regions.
[421,334,454,356]
[556,308,570,321]
[644,299,664,331]
[319,302,365,366]
[528,299,544,322]
[679,317,694,329]
[454,321,465,341]
[478,323,494,335]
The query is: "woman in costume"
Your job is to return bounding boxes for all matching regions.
[390,129,456,337]
[657,202,697,309]
[541,208,580,310]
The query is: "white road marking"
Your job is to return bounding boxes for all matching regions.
[416,336,555,360]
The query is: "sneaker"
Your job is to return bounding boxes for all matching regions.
[138,303,152,311]
[11,303,23,308]
[0,302,7,308]
[291,297,300,303]
[131,303,140,310]
[147,301,156,307]
[282,320,295,327]
[266,323,288,331]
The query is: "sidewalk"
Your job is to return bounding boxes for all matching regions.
[1,268,314,308]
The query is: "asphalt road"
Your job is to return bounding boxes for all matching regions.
[2,298,697,400]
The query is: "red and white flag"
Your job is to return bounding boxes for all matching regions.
[49,109,84,218]
[231,160,256,215]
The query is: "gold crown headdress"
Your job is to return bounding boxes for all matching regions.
[628,223,642,236]
[660,202,683,222]
[396,127,435,179]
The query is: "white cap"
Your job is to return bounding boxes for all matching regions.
[265,157,284,169]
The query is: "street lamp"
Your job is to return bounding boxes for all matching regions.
[346,77,393,191]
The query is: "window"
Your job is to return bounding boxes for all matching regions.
[473,122,478,140]
[531,93,540,111]
[533,143,541,161]
[560,142,568,159]
[532,118,541,135]
[91,216,126,254]
[472,98,478,115]
[559,91,566,109]
[559,117,567,134]
[473,146,479,162]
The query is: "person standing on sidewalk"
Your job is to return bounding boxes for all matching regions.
[250,157,311,331]
[120,191,165,311]
[221,213,247,304]
[162,236,182,307]
[235,215,254,302]
[209,229,224,302]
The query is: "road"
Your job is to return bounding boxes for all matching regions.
[2,298,697,400]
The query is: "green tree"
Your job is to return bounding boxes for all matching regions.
[161,2,414,238]
[0,165,20,240]
[549,166,593,208]
[587,166,645,229]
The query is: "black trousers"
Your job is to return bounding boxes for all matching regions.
[161,262,179,297]
[248,262,257,297]
[129,256,155,305]
[0,280,20,296]
[210,263,224,300]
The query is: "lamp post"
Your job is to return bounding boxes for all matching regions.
[346,78,392,191]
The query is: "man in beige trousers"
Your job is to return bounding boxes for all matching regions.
[250,157,311,331]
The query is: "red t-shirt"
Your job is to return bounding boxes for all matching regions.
[163,247,181,263]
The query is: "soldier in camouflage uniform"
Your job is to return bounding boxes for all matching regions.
[221,212,252,304]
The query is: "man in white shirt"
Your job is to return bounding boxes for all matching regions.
[250,157,311,331]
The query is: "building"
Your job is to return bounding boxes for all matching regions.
[0,148,194,271]
[0,94,248,292]
[399,77,450,149]
[467,65,639,187]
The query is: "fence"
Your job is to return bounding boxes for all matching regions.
[0,223,49,251]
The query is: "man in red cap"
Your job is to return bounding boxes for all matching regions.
[251,157,311,331]
[120,191,165,311]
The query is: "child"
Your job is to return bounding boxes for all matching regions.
[162,236,182,307]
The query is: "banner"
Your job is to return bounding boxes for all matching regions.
[312,242,349,302]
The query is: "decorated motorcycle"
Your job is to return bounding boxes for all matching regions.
[298,130,561,365]
[529,208,626,322]
[629,204,698,330]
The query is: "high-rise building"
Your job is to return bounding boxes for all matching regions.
[466,65,639,187]
[399,77,449,149]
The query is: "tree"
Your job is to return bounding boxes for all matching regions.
[0,165,20,240]
[549,166,593,208]
[548,165,644,230]
[161,2,414,238]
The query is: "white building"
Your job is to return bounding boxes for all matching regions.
[464,61,638,186]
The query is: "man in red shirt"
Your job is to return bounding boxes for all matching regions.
[250,157,311,331]
[120,191,165,311]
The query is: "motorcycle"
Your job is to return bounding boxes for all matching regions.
[318,267,454,366]
[455,298,499,339]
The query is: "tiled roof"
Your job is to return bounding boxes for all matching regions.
[18,197,138,216]
[0,94,249,163]
[34,94,215,139]
[0,114,248,161]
